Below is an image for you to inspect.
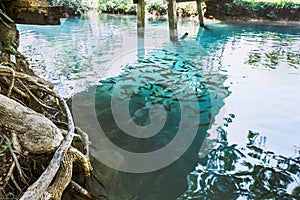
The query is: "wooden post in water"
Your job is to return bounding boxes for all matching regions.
[168,0,178,42]
[196,0,204,27]
[136,0,145,58]
[137,0,145,32]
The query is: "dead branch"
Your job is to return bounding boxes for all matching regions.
[42,147,74,200]
[75,127,91,159]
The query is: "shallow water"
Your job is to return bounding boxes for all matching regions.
[17,12,300,199]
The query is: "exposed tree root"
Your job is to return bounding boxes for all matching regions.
[43,147,91,200]
[0,53,101,199]
[69,180,94,199]
[0,19,104,199]
[2,134,28,185]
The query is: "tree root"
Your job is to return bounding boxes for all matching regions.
[20,97,75,200]
[0,64,59,113]
[0,60,100,199]
[2,134,28,186]
[43,147,92,200]
[69,180,93,199]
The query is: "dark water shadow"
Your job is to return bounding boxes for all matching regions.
[69,47,230,199]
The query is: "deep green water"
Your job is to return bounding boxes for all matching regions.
[17,12,300,199]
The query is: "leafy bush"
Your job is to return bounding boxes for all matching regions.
[223,0,300,19]
[98,0,137,14]
[146,2,167,16]
[233,0,300,10]
[177,2,198,17]
[51,0,89,16]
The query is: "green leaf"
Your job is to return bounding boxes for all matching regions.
[0,140,14,154]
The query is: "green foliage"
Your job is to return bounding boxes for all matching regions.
[0,38,17,56]
[233,0,300,9]
[0,5,16,56]
[177,3,198,17]
[146,2,167,16]
[219,0,300,21]
[231,0,300,13]
[51,0,89,15]
[0,140,13,155]
[98,0,137,15]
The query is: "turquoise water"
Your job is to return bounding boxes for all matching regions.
[17,12,300,199]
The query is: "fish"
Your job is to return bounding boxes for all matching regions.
[205,81,220,87]
[197,122,211,127]
[121,76,136,82]
[140,75,156,81]
[120,84,134,90]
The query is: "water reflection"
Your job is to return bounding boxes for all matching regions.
[179,116,300,199]
[16,13,300,199]
[244,32,300,69]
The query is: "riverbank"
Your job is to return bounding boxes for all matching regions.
[96,0,300,22]
[205,0,300,21]
[0,20,100,200]
[15,11,300,199]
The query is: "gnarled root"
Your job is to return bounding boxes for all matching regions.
[0,64,100,199]
[43,146,92,200]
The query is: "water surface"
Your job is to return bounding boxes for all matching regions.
[17,12,300,199]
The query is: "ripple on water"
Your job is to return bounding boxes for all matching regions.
[17,14,300,199]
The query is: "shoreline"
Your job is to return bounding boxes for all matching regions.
[203,17,300,25]
[96,10,300,26]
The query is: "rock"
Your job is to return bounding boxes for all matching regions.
[0,94,64,154]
